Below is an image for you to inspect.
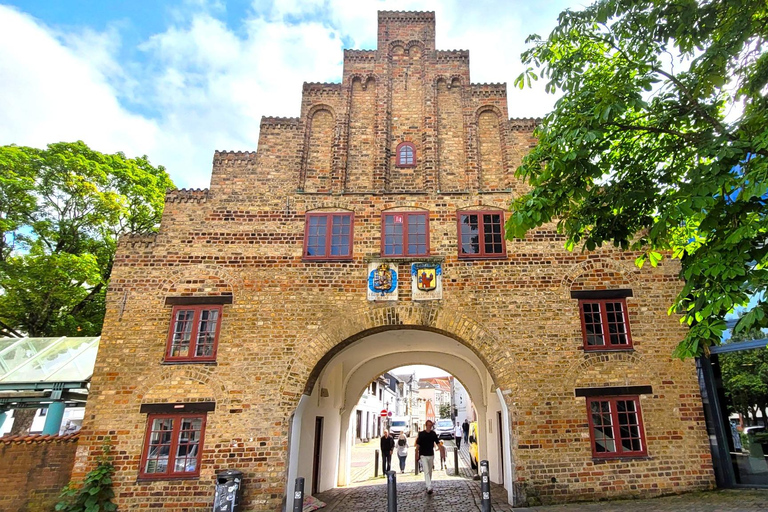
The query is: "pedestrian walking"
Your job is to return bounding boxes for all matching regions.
[380,430,395,474]
[462,419,470,443]
[438,440,447,470]
[454,423,463,450]
[415,419,440,494]
[396,431,408,473]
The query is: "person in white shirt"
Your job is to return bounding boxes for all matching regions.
[454,423,463,450]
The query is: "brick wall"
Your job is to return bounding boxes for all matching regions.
[73,10,715,511]
[0,434,79,512]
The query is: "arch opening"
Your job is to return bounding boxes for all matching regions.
[284,328,516,508]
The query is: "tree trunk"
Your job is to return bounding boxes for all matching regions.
[9,408,37,435]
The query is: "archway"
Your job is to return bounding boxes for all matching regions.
[284,328,515,507]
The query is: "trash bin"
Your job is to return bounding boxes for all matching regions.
[213,469,243,512]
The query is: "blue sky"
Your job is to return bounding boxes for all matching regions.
[0,0,580,188]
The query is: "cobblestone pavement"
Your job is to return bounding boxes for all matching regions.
[316,485,768,512]
[316,438,768,511]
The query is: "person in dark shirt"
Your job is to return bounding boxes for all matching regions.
[380,430,395,473]
[462,419,470,443]
[415,420,440,494]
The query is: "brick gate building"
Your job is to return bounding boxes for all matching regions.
[74,11,714,510]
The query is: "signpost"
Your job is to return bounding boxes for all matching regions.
[380,409,388,418]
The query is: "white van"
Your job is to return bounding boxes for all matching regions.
[389,416,411,437]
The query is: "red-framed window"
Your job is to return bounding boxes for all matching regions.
[382,211,429,257]
[304,212,354,260]
[587,396,646,458]
[166,305,222,362]
[457,211,506,259]
[395,142,416,168]
[140,413,206,479]
[579,298,632,350]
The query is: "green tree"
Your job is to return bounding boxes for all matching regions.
[509,0,768,357]
[720,325,768,427]
[439,403,452,419]
[0,141,173,337]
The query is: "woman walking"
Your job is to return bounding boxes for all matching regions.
[396,431,409,473]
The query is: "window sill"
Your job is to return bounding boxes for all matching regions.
[458,255,507,261]
[592,455,651,464]
[161,360,218,366]
[302,258,354,263]
[581,347,635,354]
[365,255,443,264]
[137,474,201,482]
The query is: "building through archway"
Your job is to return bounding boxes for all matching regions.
[285,328,515,503]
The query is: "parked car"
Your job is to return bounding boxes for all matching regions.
[389,417,410,438]
[434,419,454,439]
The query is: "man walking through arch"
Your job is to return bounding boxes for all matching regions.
[415,420,440,494]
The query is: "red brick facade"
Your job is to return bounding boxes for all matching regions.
[0,434,79,512]
[74,11,715,510]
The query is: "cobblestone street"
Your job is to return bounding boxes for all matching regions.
[313,438,768,512]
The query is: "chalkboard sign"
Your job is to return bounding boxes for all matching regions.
[213,481,239,512]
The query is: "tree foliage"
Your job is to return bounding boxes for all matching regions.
[0,141,173,337]
[509,0,768,357]
[720,325,768,427]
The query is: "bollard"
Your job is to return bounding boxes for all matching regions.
[292,477,304,512]
[375,449,380,478]
[386,470,398,512]
[415,455,419,475]
[480,460,491,512]
[454,446,459,476]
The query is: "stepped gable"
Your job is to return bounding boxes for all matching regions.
[259,117,300,129]
[508,117,541,131]
[0,433,80,445]
[166,187,210,203]
[118,233,158,249]
[303,82,342,95]
[378,10,435,22]
[344,49,375,60]
[436,50,469,61]
[471,83,507,98]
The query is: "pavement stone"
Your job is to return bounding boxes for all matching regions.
[315,437,768,511]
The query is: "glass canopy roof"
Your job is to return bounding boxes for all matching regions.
[0,337,100,384]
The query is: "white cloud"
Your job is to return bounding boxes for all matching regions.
[0,1,578,189]
[0,6,159,160]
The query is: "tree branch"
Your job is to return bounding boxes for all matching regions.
[0,319,23,337]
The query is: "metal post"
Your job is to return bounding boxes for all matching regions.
[386,470,397,512]
[375,449,380,478]
[480,460,491,512]
[415,454,419,475]
[292,477,304,512]
[454,446,459,475]
[42,401,66,435]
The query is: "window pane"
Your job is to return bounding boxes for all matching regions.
[330,215,351,256]
[606,302,628,345]
[399,145,414,165]
[459,214,480,255]
[145,418,174,474]
[175,417,203,473]
[616,399,642,453]
[482,214,503,254]
[408,214,427,255]
[306,216,327,256]
[583,303,605,346]
[196,309,219,357]
[171,310,194,357]
[384,215,404,255]
[591,400,616,453]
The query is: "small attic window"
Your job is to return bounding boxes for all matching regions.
[396,142,416,168]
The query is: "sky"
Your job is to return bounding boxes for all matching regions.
[0,0,582,189]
